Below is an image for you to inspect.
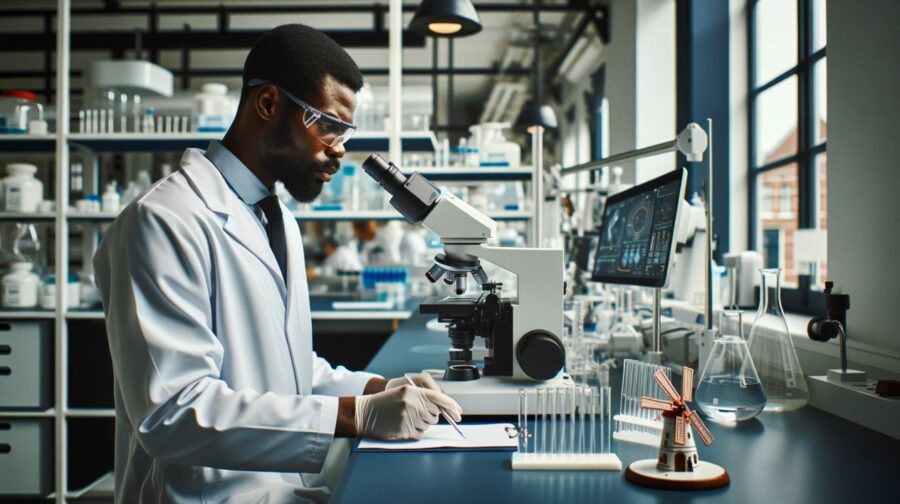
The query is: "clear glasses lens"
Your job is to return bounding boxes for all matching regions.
[302,109,356,147]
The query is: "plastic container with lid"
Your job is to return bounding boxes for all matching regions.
[2,262,40,308]
[193,83,237,132]
[4,163,44,212]
[39,274,81,309]
[0,90,44,134]
[477,122,521,168]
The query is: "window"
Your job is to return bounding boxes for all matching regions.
[750,0,827,312]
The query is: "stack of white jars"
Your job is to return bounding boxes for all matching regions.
[2,163,44,212]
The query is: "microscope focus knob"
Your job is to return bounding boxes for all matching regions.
[516,331,565,380]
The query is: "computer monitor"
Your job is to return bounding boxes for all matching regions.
[591,168,687,288]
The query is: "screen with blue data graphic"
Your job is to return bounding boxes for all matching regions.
[591,168,686,288]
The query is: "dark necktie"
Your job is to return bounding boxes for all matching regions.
[257,195,287,281]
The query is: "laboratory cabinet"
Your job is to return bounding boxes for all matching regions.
[0,419,53,496]
[0,320,52,409]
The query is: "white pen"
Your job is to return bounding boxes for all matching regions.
[405,375,465,439]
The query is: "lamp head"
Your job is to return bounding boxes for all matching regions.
[409,0,482,38]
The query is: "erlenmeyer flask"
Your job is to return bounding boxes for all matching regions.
[747,268,809,411]
[695,311,766,422]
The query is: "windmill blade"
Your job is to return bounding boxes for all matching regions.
[653,369,681,402]
[640,397,674,411]
[675,416,686,445]
[682,367,694,403]
[688,411,715,446]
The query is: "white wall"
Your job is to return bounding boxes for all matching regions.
[599,0,638,183]
[728,0,749,253]
[827,0,900,363]
[634,0,676,183]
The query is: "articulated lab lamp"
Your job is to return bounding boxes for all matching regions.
[362,154,572,415]
[624,367,730,490]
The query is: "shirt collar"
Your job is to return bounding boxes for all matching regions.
[204,141,271,206]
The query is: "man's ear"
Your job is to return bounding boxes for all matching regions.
[254,84,281,122]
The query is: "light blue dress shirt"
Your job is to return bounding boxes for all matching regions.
[204,140,272,233]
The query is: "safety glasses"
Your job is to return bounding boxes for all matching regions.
[247,79,357,148]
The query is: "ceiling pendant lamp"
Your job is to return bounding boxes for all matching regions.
[516,100,558,134]
[409,0,483,38]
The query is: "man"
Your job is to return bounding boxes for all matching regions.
[93,24,462,503]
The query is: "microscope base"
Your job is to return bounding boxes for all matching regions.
[422,370,575,415]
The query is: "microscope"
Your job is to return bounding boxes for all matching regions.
[362,154,571,414]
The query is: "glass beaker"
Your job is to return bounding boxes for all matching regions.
[695,311,767,422]
[747,268,809,411]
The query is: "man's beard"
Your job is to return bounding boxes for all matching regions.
[263,114,339,203]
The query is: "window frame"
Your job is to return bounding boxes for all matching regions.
[748,0,826,314]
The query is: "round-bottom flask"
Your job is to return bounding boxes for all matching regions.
[695,311,767,422]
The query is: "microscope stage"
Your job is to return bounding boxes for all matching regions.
[421,370,575,415]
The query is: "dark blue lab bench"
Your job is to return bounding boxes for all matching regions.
[331,314,900,504]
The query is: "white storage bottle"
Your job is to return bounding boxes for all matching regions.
[478,122,521,168]
[2,262,40,308]
[193,83,237,132]
[4,163,43,212]
[102,183,121,213]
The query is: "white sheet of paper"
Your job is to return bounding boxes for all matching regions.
[357,423,518,451]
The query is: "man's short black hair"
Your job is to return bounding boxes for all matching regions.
[242,24,363,103]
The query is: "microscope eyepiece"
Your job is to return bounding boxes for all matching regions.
[362,153,407,196]
[362,153,441,223]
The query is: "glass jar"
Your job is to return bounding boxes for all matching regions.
[747,268,809,411]
[0,90,44,134]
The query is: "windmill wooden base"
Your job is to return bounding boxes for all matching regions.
[625,366,730,491]
[625,459,729,490]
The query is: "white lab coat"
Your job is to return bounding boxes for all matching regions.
[93,148,379,503]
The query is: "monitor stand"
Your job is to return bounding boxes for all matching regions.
[644,288,664,365]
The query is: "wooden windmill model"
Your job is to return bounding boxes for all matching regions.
[624,367,730,490]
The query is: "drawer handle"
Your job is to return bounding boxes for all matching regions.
[0,344,9,355]
[0,367,9,375]
[0,444,10,454]
[0,323,10,331]
[0,423,9,430]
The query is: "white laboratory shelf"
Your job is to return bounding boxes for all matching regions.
[0,211,57,221]
[349,130,438,152]
[67,211,120,221]
[311,310,412,321]
[0,408,57,418]
[67,132,222,153]
[294,209,531,221]
[65,408,115,418]
[64,471,114,499]
[403,166,534,181]
[65,310,105,320]
[64,131,439,153]
[0,310,56,319]
[0,134,56,153]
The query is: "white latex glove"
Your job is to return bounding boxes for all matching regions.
[355,386,463,440]
[385,373,441,392]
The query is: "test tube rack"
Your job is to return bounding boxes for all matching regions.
[612,359,671,446]
[511,385,622,471]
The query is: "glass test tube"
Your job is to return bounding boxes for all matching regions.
[568,387,576,453]
[538,388,546,455]
[590,386,597,454]
[550,388,558,455]
[579,386,587,454]
[518,388,527,452]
